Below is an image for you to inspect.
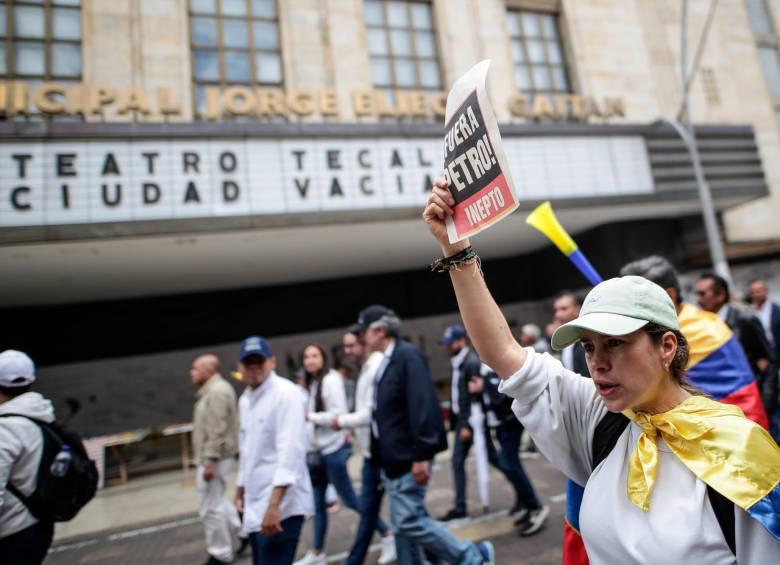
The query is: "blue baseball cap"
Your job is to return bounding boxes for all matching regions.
[439,324,467,345]
[238,336,273,361]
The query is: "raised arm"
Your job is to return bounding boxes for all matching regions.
[423,179,526,378]
[424,180,609,481]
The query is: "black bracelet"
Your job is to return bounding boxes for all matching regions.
[430,246,478,272]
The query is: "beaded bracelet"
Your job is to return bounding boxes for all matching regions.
[430,246,479,272]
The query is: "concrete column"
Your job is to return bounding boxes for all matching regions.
[324,0,373,121]
[81,0,192,122]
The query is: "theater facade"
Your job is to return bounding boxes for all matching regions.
[1,0,779,434]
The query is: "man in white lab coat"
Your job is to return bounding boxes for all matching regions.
[234,336,313,565]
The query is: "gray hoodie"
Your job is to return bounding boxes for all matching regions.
[0,392,55,538]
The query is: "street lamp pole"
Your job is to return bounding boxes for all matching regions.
[659,0,731,283]
[653,117,732,283]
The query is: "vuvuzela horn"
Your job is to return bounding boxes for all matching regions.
[525,201,603,286]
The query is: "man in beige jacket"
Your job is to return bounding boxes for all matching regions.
[191,354,241,564]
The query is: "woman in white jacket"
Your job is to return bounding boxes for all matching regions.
[422,180,780,564]
[295,344,363,565]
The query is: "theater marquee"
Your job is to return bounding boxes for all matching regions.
[0,136,652,228]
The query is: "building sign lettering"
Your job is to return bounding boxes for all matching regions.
[0,81,625,123]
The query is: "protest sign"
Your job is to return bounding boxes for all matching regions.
[443,60,519,243]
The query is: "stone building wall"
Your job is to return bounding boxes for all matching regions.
[82,0,193,121]
[76,0,780,239]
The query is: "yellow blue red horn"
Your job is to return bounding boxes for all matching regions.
[526,201,603,286]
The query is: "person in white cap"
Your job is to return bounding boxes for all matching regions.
[0,350,56,565]
[423,180,780,564]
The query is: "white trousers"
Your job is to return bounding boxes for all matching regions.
[197,457,241,562]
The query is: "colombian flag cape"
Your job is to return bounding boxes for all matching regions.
[679,304,768,428]
[563,303,771,565]
[624,396,780,542]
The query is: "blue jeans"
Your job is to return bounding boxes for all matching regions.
[383,469,484,565]
[345,456,391,565]
[453,423,514,511]
[453,419,541,513]
[312,443,366,550]
[492,419,541,511]
[249,515,304,565]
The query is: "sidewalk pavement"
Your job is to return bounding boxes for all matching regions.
[55,447,364,541]
[50,439,567,564]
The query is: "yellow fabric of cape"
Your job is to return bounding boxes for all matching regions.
[624,395,780,512]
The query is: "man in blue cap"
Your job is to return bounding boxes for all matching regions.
[234,336,313,565]
[437,324,482,521]
[438,326,549,534]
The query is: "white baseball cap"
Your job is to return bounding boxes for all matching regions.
[0,350,36,387]
[551,276,679,351]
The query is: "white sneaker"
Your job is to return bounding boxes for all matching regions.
[519,505,550,536]
[293,550,327,565]
[378,535,397,564]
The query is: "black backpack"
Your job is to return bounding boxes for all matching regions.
[592,412,736,555]
[0,414,98,522]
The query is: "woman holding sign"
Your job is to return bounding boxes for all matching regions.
[422,179,780,563]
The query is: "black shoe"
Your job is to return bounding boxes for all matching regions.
[511,503,529,525]
[204,556,231,565]
[437,508,467,521]
[236,536,250,556]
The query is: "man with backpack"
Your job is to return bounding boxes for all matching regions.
[0,349,58,564]
[465,351,549,535]
[0,350,96,565]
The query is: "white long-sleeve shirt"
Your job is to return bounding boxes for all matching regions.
[499,350,779,565]
[305,369,349,455]
[449,346,469,416]
[0,393,55,539]
[333,351,383,458]
[755,299,775,346]
[238,373,313,532]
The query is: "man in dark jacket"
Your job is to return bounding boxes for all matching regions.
[475,366,548,535]
[439,323,549,535]
[553,291,590,377]
[356,306,494,565]
[437,324,482,521]
[747,278,780,437]
[696,273,778,423]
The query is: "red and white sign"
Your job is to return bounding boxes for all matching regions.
[443,60,519,243]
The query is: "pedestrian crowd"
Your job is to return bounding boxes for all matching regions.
[195,305,504,565]
[2,181,780,565]
[3,266,779,564]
